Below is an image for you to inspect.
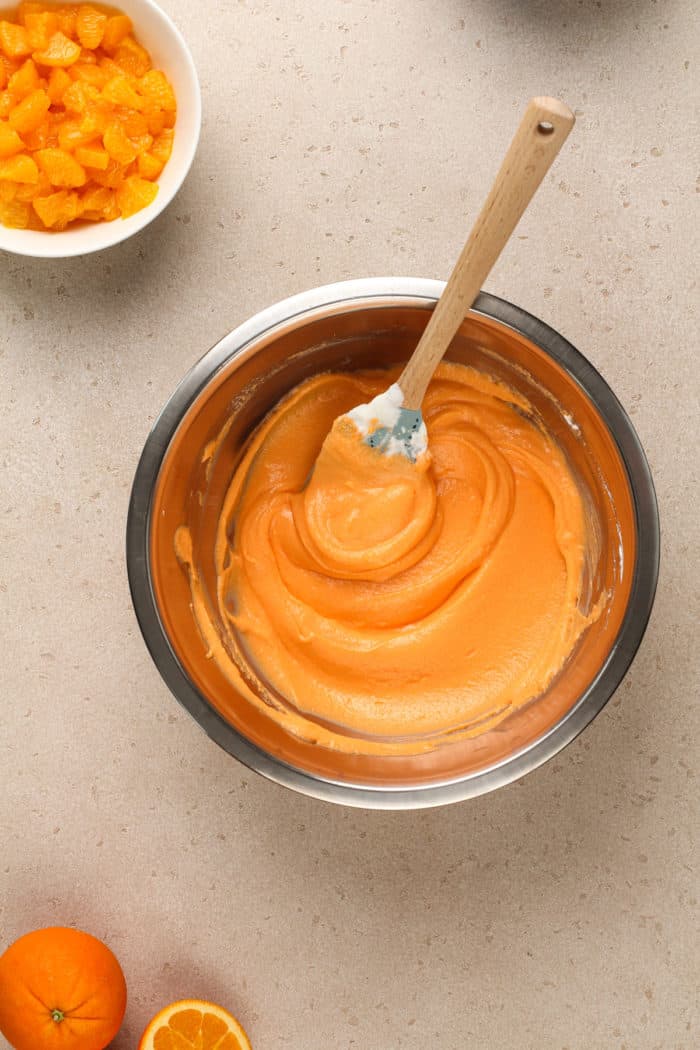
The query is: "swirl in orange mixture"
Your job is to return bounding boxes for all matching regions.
[177,362,598,755]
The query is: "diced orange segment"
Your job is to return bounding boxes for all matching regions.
[101,73,142,109]
[136,150,162,180]
[24,11,59,50]
[47,65,71,102]
[114,36,150,77]
[0,118,23,157]
[55,6,79,40]
[139,70,176,113]
[7,57,39,98]
[117,108,148,138]
[80,183,110,209]
[0,151,38,182]
[151,128,173,166]
[144,108,165,136]
[129,132,152,155]
[8,87,50,132]
[90,156,123,188]
[116,173,156,217]
[76,5,106,49]
[69,61,107,87]
[32,186,81,227]
[75,144,108,169]
[33,31,81,68]
[57,115,97,150]
[17,3,45,25]
[14,170,49,198]
[0,90,14,118]
[62,77,98,112]
[0,195,30,226]
[35,146,86,186]
[101,13,131,55]
[103,121,136,164]
[0,21,32,58]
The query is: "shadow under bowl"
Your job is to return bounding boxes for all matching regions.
[127,279,659,809]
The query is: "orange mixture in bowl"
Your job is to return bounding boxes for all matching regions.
[0,3,176,230]
[176,362,603,757]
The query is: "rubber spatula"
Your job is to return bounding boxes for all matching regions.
[346,96,575,460]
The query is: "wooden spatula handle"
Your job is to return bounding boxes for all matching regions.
[399,97,575,408]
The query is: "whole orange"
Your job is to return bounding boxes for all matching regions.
[0,926,127,1050]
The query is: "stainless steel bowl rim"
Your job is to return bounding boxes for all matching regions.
[126,278,660,809]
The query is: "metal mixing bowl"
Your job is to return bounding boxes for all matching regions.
[126,279,659,809]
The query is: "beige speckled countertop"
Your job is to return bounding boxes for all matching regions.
[1,2,698,1048]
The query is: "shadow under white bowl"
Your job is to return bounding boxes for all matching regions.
[0,0,201,259]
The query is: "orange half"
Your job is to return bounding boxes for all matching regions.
[138,999,253,1050]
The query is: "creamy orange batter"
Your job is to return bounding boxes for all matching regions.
[176,362,599,755]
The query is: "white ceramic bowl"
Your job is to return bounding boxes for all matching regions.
[0,0,201,258]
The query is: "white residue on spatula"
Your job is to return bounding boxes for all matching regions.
[346,383,428,459]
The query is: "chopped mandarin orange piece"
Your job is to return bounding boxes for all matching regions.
[82,185,118,220]
[144,108,164,136]
[1,50,19,75]
[97,55,122,78]
[114,36,149,77]
[139,70,176,113]
[24,11,59,50]
[115,171,157,217]
[101,13,131,55]
[35,146,86,186]
[47,65,71,102]
[151,128,173,166]
[136,149,162,179]
[21,116,51,149]
[17,2,44,24]
[0,66,5,92]
[14,169,49,198]
[62,77,98,112]
[0,90,15,118]
[90,155,122,187]
[57,115,95,150]
[7,57,39,98]
[80,183,110,210]
[130,132,152,155]
[33,31,81,67]
[69,61,107,87]
[102,72,141,109]
[8,87,50,131]
[117,108,148,138]
[0,151,38,181]
[75,143,108,169]
[0,197,30,228]
[0,177,17,200]
[55,6,79,40]
[76,5,106,49]
[32,186,81,227]
[0,118,23,157]
[103,120,136,164]
[0,194,30,225]
[1,20,32,58]
[102,193,118,219]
